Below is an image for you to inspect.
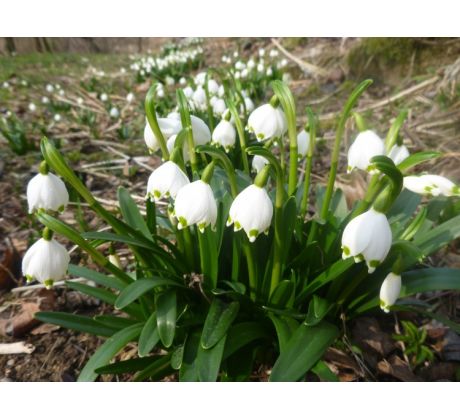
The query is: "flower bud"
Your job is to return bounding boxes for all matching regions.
[147,161,190,202]
[22,237,70,288]
[174,180,217,233]
[379,272,401,313]
[212,119,236,152]
[27,170,69,214]
[252,155,269,173]
[341,208,392,273]
[227,184,273,242]
[387,144,409,165]
[247,103,287,141]
[347,130,385,173]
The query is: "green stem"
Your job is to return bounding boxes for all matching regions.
[351,173,381,217]
[227,97,250,174]
[145,85,169,160]
[182,227,195,270]
[300,107,317,220]
[319,80,373,223]
[176,89,198,173]
[242,240,257,301]
[385,109,408,152]
[204,73,215,132]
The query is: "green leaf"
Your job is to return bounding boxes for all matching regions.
[397,151,442,173]
[93,315,138,331]
[279,196,297,266]
[305,295,334,326]
[179,331,201,381]
[268,315,300,354]
[201,299,240,349]
[197,335,226,382]
[134,355,173,381]
[223,322,269,359]
[156,290,177,348]
[95,356,160,375]
[269,280,295,309]
[68,264,127,290]
[198,227,218,289]
[78,323,143,382]
[66,281,116,305]
[115,278,182,310]
[35,311,116,337]
[270,321,339,382]
[118,187,151,239]
[138,312,160,357]
[171,345,184,370]
[311,360,339,382]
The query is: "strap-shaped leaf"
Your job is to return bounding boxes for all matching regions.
[270,321,339,382]
[138,312,160,357]
[179,331,201,381]
[78,323,143,382]
[305,295,334,327]
[268,314,300,354]
[397,151,442,173]
[223,322,269,359]
[35,311,117,337]
[115,278,183,309]
[68,264,127,290]
[201,299,240,349]
[118,187,151,239]
[156,290,177,348]
[66,281,116,305]
[93,315,138,331]
[95,356,160,375]
[197,335,226,382]
[134,355,173,381]
[269,280,295,309]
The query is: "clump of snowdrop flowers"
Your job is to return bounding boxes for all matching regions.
[403,174,460,197]
[27,161,69,213]
[341,207,392,273]
[247,97,287,141]
[212,112,236,152]
[379,272,402,313]
[174,163,217,233]
[227,166,273,242]
[347,130,385,173]
[146,160,190,202]
[22,228,70,289]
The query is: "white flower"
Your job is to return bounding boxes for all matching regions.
[100,93,108,102]
[190,115,211,145]
[297,129,310,158]
[146,161,190,201]
[212,119,236,152]
[28,103,36,112]
[207,79,219,95]
[46,84,54,93]
[167,134,190,163]
[144,117,181,153]
[247,59,256,69]
[213,98,227,116]
[252,155,269,173]
[227,185,273,242]
[54,114,61,122]
[341,208,392,273]
[217,85,225,97]
[247,103,287,141]
[126,92,134,103]
[259,48,266,57]
[379,272,401,313]
[183,86,194,99]
[388,144,409,165]
[174,180,217,232]
[192,86,207,110]
[22,238,69,288]
[269,49,279,58]
[27,172,69,213]
[257,63,264,73]
[179,77,187,85]
[58,89,65,97]
[347,130,385,173]
[403,174,459,197]
[108,253,122,269]
[266,68,273,77]
[77,97,84,105]
[244,97,255,113]
[165,76,175,86]
[41,96,50,104]
[194,72,207,86]
[109,107,120,119]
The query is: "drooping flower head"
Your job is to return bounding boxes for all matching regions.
[347,130,385,173]
[403,174,460,197]
[146,161,190,202]
[379,272,402,313]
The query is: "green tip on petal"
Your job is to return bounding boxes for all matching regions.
[58,205,65,213]
[256,133,265,140]
[342,245,350,257]
[25,274,33,283]
[248,229,259,242]
[198,222,206,233]
[153,190,161,198]
[44,279,54,289]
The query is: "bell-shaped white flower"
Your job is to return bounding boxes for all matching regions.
[144,117,181,153]
[212,98,227,116]
[207,79,219,95]
[297,129,310,158]
[387,144,409,165]
[244,97,255,113]
[212,119,236,152]
[22,238,70,288]
[192,86,207,111]
[379,272,401,313]
[183,86,194,99]
[27,171,69,214]
[347,130,385,173]
[252,155,269,173]
[146,161,190,202]
[247,103,287,141]
[341,208,392,273]
[227,185,273,242]
[174,180,217,232]
[403,174,459,197]
[190,115,211,145]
